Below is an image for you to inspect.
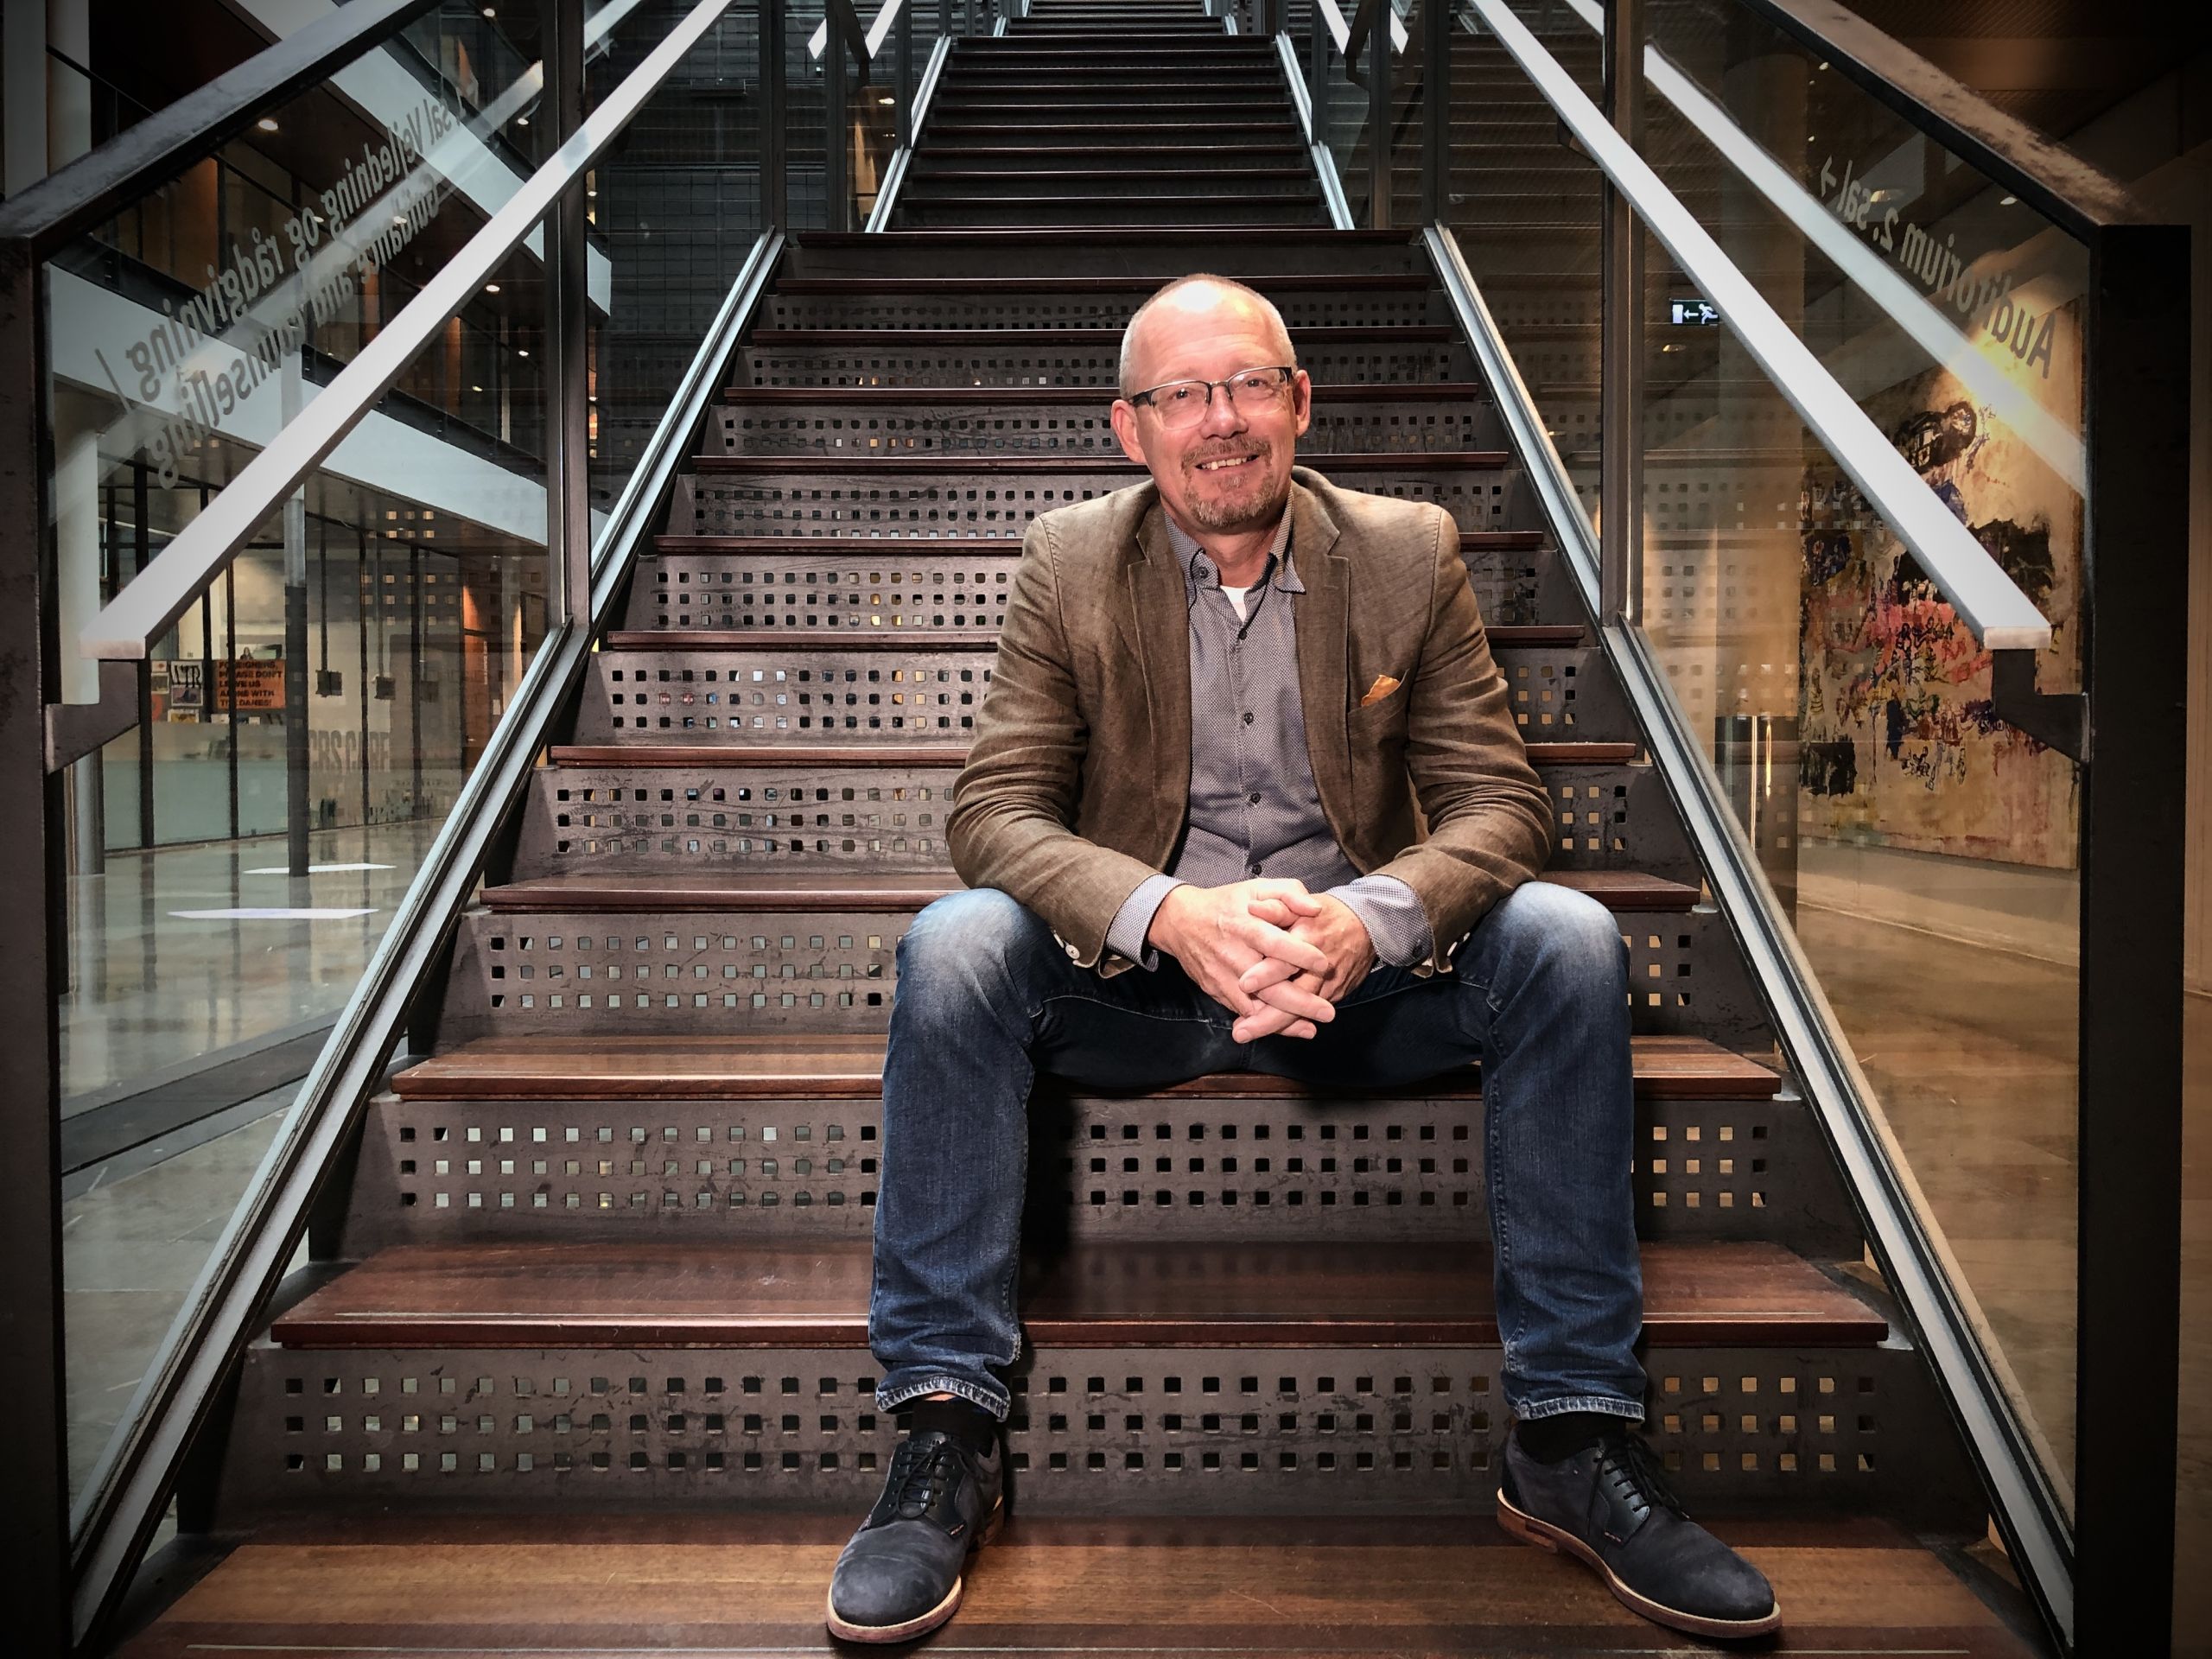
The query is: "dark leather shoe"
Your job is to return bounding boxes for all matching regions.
[1498,1424,1781,1638]
[826,1428,1004,1643]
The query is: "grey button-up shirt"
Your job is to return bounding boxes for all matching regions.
[1102,512,1434,970]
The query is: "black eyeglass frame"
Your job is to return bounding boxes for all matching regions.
[1123,364,1300,423]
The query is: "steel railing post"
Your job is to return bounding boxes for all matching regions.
[0,237,70,1659]
[2071,218,2189,1658]
[897,0,915,149]
[1598,0,1642,626]
[762,0,787,229]
[1368,3,1391,228]
[1420,0,1448,223]
[825,20,850,230]
[543,0,591,627]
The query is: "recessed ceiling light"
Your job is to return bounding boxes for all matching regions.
[879,96,894,105]
[517,115,530,126]
[257,117,280,132]
[471,385,483,393]
[517,348,530,358]
[2000,194,2018,205]
[482,5,497,16]
[485,283,501,294]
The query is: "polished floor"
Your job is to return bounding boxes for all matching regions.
[54,845,2212,1649]
[61,820,445,1107]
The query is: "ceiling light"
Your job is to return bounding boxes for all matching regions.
[1817,60,1828,70]
[485,283,501,294]
[482,5,496,15]
[257,117,280,133]
[879,96,895,105]
[517,115,530,126]
[471,385,483,393]
[517,348,530,358]
[2000,194,2018,205]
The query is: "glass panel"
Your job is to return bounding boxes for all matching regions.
[1629,77,2085,1511]
[45,13,577,1503]
[1444,1,1604,528]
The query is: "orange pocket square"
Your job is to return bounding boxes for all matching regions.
[1357,674,1402,708]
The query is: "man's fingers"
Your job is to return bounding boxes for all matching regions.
[1232,1001,1316,1042]
[1249,975,1336,1024]
[1234,918,1330,975]
[1238,954,1304,994]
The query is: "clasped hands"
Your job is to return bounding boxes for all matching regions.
[1145,877,1374,1042]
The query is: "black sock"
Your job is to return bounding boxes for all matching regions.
[908,1395,997,1456]
[1516,1411,1625,1463]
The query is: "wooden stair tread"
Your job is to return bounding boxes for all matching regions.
[770,274,1433,294]
[649,529,1550,551]
[479,868,1694,914]
[543,741,1625,766]
[797,230,1418,245]
[117,1512,2042,1658]
[600,623,1577,648]
[715,382,1487,403]
[744,324,1452,345]
[692,451,1508,474]
[391,1030,1780,1101]
[269,1239,1883,1348]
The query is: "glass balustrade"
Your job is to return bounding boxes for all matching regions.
[35,0,772,1534]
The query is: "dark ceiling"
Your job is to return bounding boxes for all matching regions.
[1836,0,2212,144]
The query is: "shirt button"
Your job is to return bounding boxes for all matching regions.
[1248,791,1262,805]
[1243,711,1255,725]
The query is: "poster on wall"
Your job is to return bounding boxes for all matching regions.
[1796,315,2084,870]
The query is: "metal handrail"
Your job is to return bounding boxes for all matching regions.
[0,0,437,259]
[1465,0,2051,653]
[77,0,736,664]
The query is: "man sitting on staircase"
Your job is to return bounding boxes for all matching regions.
[825,274,1783,1644]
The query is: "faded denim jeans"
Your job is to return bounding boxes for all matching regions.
[869,880,1646,1425]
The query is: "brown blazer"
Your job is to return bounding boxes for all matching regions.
[946,467,1553,977]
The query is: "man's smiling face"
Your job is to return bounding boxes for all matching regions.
[1109,281,1312,542]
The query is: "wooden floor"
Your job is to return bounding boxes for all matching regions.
[119,1513,2045,1657]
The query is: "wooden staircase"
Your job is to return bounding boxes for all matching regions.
[118,6,2050,1654]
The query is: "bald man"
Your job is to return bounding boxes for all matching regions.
[825,276,1779,1644]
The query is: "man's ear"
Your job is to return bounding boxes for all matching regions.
[1110,398,1148,467]
[1291,370,1313,439]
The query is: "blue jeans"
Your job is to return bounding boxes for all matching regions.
[869,880,1646,1426]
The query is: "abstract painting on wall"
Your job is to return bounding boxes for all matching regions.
[1796,348,2082,869]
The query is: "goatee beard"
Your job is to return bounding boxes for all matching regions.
[1185,449,1287,535]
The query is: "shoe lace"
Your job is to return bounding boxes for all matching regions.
[882,1432,963,1521]
[1596,1432,1690,1526]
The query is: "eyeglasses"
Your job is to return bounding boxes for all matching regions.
[1125,365,1296,429]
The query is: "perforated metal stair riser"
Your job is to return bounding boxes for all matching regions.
[194,30,1992,1551]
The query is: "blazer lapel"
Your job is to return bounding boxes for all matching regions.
[1289,480,1357,847]
[1127,504,1192,861]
